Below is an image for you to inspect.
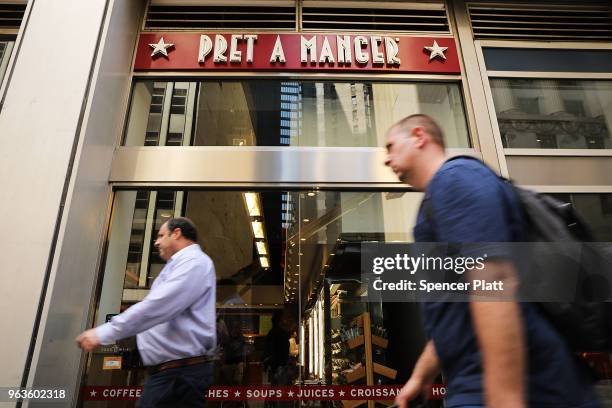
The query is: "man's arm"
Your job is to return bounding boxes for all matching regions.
[469,260,525,408]
[394,340,440,408]
[77,257,213,350]
[427,168,528,406]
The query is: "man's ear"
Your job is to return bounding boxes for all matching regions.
[171,227,182,240]
[412,126,427,148]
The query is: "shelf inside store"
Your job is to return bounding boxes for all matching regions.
[351,313,364,327]
[347,335,364,349]
[343,338,385,351]
[345,365,366,384]
[373,363,397,380]
[371,335,388,349]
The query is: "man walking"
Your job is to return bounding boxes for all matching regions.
[384,115,599,407]
[77,217,216,407]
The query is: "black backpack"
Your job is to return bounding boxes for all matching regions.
[426,155,612,352]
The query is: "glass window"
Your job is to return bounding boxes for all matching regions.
[548,193,612,241]
[123,80,470,148]
[483,48,612,73]
[85,189,429,406]
[0,39,15,85]
[85,189,612,405]
[490,79,612,149]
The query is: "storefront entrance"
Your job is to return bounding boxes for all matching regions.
[81,189,440,407]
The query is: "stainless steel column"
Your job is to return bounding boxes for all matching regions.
[0,0,145,406]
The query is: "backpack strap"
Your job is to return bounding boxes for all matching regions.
[422,155,526,242]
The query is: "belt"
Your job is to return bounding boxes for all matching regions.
[149,355,214,375]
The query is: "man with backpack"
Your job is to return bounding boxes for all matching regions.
[384,114,600,408]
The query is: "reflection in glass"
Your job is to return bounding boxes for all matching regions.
[490,79,612,149]
[124,82,197,146]
[0,40,14,85]
[124,80,470,148]
[548,193,612,241]
[87,189,612,405]
[88,189,437,407]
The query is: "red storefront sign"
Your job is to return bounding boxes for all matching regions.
[135,33,459,74]
[83,385,447,401]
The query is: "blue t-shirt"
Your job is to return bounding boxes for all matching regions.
[414,157,599,408]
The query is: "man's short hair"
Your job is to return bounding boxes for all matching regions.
[391,114,446,148]
[166,217,199,242]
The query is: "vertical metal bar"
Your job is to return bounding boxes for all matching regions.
[142,0,151,31]
[296,0,302,32]
[298,190,303,378]
[0,41,14,83]
[158,82,174,146]
[174,192,184,217]
[182,82,197,147]
[364,312,374,408]
[170,81,196,216]
[138,191,157,287]
[474,41,510,178]
[449,0,502,173]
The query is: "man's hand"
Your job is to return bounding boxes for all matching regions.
[394,377,425,408]
[394,340,439,408]
[76,329,101,352]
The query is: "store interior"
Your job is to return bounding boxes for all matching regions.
[84,189,437,407]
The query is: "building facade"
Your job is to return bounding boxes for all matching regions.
[0,0,611,406]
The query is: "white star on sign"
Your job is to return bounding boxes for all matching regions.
[234,391,241,397]
[339,390,345,396]
[149,37,174,57]
[90,390,97,397]
[288,391,294,397]
[424,40,448,61]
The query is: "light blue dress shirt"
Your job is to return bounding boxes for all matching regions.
[96,244,217,366]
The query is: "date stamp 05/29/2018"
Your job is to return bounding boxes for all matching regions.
[0,388,69,402]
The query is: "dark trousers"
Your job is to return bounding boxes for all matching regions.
[139,362,214,408]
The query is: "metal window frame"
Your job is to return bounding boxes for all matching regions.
[474,39,612,179]
[466,2,612,42]
[522,186,612,194]
[143,0,300,32]
[132,72,463,81]
[143,0,453,35]
[0,0,32,111]
[481,40,612,79]
[300,0,452,36]
[111,72,474,192]
[115,0,483,191]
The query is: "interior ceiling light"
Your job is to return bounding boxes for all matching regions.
[303,218,310,223]
[307,192,316,197]
[251,221,264,239]
[260,256,270,268]
[256,241,268,256]
[244,192,261,217]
